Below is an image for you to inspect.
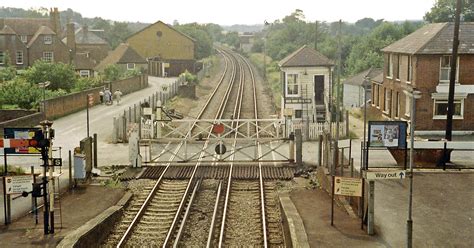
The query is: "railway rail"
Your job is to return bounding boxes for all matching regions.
[106,48,287,247]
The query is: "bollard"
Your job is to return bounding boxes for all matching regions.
[295,129,303,167]
[289,132,295,163]
[318,135,323,167]
[68,150,72,190]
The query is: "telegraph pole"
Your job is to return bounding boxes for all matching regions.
[443,0,462,163]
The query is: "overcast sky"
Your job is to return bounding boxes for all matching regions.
[2,0,436,25]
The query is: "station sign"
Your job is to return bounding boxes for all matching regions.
[368,121,407,148]
[334,177,363,197]
[365,170,406,180]
[4,175,33,194]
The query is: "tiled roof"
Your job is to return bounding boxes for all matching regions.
[27,25,56,47]
[343,68,382,86]
[126,20,196,43]
[0,25,16,35]
[95,43,146,71]
[278,45,334,67]
[3,18,52,36]
[382,22,474,54]
[74,53,96,70]
[62,26,108,45]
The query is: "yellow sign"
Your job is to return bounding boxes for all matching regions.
[334,176,362,197]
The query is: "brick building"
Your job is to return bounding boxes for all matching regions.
[373,22,474,134]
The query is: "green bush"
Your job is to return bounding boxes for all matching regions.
[23,60,77,92]
[0,78,42,109]
[181,70,198,83]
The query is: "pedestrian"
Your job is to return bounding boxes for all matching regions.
[114,89,123,105]
[99,89,104,104]
[104,88,112,105]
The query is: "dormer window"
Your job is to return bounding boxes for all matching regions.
[44,35,53,44]
[20,35,28,43]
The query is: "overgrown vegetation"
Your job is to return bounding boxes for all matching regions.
[0,165,26,175]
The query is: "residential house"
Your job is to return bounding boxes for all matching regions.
[343,68,382,108]
[27,25,70,65]
[126,21,196,76]
[62,24,110,64]
[74,53,97,77]
[375,22,474,134]
[278,45,334,122]
[95,43,147,72]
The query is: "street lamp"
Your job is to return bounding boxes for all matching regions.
[38,81,51,119]
[403,88,421,248]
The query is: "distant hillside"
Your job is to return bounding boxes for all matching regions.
[222,24,263,33]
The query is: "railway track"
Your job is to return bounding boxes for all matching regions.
[106,48,287,247]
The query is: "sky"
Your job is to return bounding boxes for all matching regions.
[2,0,437,25]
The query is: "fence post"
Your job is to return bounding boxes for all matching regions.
[346,110,349,137]
[68,150,72,190]
[318,135,323,167]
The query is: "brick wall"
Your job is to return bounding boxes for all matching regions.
[0,112,44,136]
[44,74,148,119]
[0,110,37,122]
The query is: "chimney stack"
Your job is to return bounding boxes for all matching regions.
[49,7,61,34]
[67,22,76,64]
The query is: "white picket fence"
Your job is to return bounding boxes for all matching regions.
[290,121,347,140]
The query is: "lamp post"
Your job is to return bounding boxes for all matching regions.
[404,88,421,248]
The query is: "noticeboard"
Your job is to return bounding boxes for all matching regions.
[5,175,33,194]
[334,177,363,197]
[3,128,41,154]
[368,121,407,148]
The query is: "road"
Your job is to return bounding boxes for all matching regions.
[1,76,176,223]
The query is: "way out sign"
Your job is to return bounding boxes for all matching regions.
[4,175,33,194]
[334,177,362,197]
[365,170,406,180]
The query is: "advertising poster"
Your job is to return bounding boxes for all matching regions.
[368,121,406,148]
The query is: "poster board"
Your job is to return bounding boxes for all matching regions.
[368,121,407,148]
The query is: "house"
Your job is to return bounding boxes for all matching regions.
[95,43,147,72]
[126,21,196,76]
[343,68,382,108]
[0,8,66,68]
[62,24,110,64]
[278,45,334,122]
[74,53,97,77]
[375,22,474,134]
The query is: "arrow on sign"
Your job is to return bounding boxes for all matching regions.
[399,171,405,179]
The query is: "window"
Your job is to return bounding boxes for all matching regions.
[20,35,27,43]
[0,51,4,64]
[79,70,90,77]
[395,92,400,118]
[433,99,463,119]
[384,88,391,114]
[286,73,299,96]
[395,55,400,80]
[43,35,53,44]
[16,51,23,64]
[42,52,54,62]
[127,63,136,70]
[439,55,459,83]
[407,56,412,82]
[405,95,411,117]
[295,110,303,119]
[387,54,393,78]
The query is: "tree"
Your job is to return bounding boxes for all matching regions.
[424,0,474,22]
[23,61,77,91]
[0,78,42,109]
[0,52,16,82]
[102,64,122,81]
[175,23,214,59]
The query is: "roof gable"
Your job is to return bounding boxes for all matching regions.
[126,20,195,43]
[0,25,17,35]
[27,25,56,47]
[95,43,146,71]
[3,18,52,36]
[279,45,334,67]
[343,68,382,86]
